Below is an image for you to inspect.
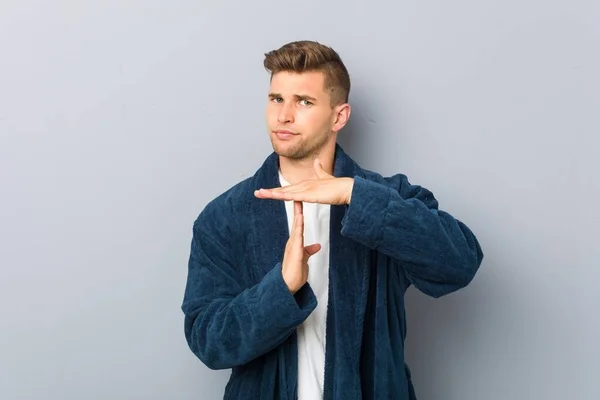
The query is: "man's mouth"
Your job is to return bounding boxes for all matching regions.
[274,130,297,139]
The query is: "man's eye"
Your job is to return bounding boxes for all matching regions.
[299,99,313,106]
[272,97,283,103]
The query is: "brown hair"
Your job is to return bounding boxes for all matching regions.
[263,40,351,106]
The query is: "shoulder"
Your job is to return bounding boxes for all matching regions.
[193,176,255,232]
[192,160,270,237]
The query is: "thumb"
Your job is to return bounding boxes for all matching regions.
[304,243,321,256]
[313,158,329,179]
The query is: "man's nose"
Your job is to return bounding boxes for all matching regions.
[277,103,294,124]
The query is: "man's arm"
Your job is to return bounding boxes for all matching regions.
[181,215,316,370]
[253,159,483,298]
[340,174,484,298]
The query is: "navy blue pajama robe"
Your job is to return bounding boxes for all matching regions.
[181,143,484,399]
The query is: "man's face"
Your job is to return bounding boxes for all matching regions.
[266,71,341,160]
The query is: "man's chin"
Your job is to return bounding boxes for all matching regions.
[271,142,298,158]
[273,146,306,160]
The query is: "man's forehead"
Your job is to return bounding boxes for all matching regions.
[269,71,327,94]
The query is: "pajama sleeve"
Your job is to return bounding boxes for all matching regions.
[340,174,484,298]
[181,212,316,370]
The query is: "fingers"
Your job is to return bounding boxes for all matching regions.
[294,200,303,216]
[254,188,272,198]
[313,158,331,179]
[304,243,321,256]
[254,187,303,200]
[257,185,318,203]
[313,158,324,178]
[292,201,303,246]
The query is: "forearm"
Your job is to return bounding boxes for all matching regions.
[341,175,483,296]
[183,261,316,370]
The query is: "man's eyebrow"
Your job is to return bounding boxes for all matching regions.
[295,94,317,102]
[268,93,318,102]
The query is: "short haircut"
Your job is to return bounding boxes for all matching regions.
[263,40,351,106]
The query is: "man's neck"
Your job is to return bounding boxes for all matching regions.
[279,143,335,185]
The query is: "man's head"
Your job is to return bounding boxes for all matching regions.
[264,40,351,161]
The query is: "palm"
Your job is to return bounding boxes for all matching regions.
[254,159,354,205]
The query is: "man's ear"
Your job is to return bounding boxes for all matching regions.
[332,103,351,133]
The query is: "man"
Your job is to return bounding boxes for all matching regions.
[181,40,483,400]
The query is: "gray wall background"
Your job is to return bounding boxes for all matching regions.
[1,1,598,399]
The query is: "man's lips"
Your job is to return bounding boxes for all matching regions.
[274,130,298,139]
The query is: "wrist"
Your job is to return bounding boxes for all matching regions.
[282,269,300,294]
[346,178,355,205]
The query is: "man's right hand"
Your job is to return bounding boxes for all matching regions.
[282,201,321,294]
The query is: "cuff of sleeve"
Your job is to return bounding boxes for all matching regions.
[341,176,392,249]
[258,263,317,327]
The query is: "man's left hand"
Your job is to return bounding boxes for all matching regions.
[254,159,354,205]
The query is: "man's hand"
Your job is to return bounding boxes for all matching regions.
[254,159,354,205]
[282,201,321,294]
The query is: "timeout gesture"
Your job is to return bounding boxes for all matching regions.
[281,201,321,294]
[254,159,355,205]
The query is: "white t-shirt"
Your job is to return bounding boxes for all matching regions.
[279,171,330,400]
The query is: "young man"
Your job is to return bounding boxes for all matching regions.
[181,40,483,400]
